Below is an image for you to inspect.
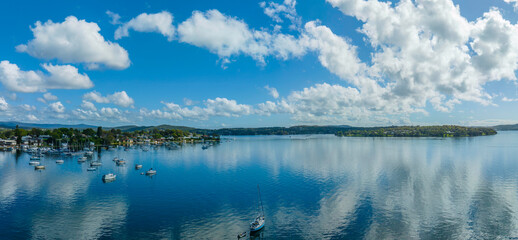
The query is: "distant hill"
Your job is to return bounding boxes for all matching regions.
[493,124,518,131]
[0,121,97,130]
[201,125,354,136]
[111,124,198,132]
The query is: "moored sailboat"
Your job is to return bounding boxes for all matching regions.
[250,185,265,232]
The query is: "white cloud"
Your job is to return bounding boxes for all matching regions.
[71,106,128,122]
[302,21,365,83]
[504,0,518,10]
[83,91,109,104]
[106,10,121,25]
[178,9,311,66]
[0,61,93,93]
[183,98,195,106]
[277,0,518,121]
[27,114,39,121]
[0,97,8,111]
[502,97,518,102]
[43,92,58,101]
[20,104,36,111]
[260,0,301,29]
[142,97,253,120]
[178,10,268,63]
[115,11,175,41]
[109,91,135,108]
[49,101,65,113]
[81,100,97,111]
[100,107,128,122]
[83,90,134,108]
[16,16,130,70]
[264,85,279,98]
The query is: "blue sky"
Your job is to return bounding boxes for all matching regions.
[1,0,518,128]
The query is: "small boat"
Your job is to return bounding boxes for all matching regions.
[90,162,102,167]
[135,164,143,170]
[30,156,41,160]
[250,185,265,232]
[78,156,87,162]
[237,232,247,238]
[87,167,97,171]
[35,165,45,170]
[116,160,125,166]
[102,173,116,182]
[29,161,40,166]
[85,151,94,156]
[145,168,156,175]
[56,159,64,164]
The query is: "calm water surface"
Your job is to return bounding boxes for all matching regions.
[2,132,518,239]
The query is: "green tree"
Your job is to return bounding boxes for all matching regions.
[83,128,96,136]
[97,126,103,138]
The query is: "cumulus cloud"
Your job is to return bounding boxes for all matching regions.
[276,0,518,121]
[260,0,301,29]
[20,104,36,111]
[141,97,253,120]
[83,90,134,108]
[49,101,65,113]
[115,11,175,41]
[81,100,97,111]
[16,16,130,70]
[177,9,306,64]
[264,85,279,98]
[177,10,267,62]
[0,60,93,92]
[173,0,518,123]
[27,114,39,121]
[72,107,128,122]
[0,97,8,111]
[43,92,58,101]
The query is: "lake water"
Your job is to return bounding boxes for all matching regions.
[1,132,518,239]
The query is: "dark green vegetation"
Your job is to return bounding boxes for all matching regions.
[493,124,518,131]
[0,121,503,139]
[0,126,192,148]
[335,125,497,137]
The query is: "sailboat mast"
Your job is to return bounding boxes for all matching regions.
[257,184,264,216]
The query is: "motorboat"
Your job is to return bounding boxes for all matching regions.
[102,173,116,182]
[55,159,64,164]
[135,164,143,170]
[145,168,156,175]
[30,156,41,160]
[113,157,120,162]
[34,165,45,170]
[87,167,97,171]
[29,161,40,166]
[90,162,102,167]
[78,156,87,162]
[116,160,125,166]
[250,185,265,232]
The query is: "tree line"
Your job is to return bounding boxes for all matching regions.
[0,126,193,148]
[335,125,497,137]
